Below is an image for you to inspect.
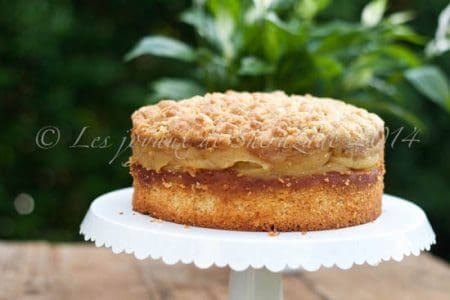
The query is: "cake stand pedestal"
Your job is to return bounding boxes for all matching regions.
[80,188,435,300]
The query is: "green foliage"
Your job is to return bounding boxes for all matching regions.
[127,0,448,128]
[0,0,189,241]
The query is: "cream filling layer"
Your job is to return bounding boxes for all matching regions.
[132,144,383,177]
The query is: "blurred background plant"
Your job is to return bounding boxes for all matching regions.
[127,0,450,127]
[1,0,449,260]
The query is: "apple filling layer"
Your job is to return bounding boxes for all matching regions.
[131,143,383,177]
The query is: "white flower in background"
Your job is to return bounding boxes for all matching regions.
[426,3,450,57]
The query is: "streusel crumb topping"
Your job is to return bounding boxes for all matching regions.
[131,91,384,153]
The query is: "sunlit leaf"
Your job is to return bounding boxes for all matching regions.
[361,0,387,27]
[387,11,415,25]
[295,0,331,20]
[344,68,373,90]
[253,0,275,12]
[180,9,218,46]
[425,3,450,57]
[205,0,241,60]
[215,10,235,59]
[125,36,196,62]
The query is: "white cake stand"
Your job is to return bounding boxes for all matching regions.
[80,187,435,300]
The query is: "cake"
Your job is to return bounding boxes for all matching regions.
[130,91,385,231]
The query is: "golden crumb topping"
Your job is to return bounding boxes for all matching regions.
[131,91,384,154]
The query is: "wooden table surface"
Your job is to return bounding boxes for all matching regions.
[1,242,449,300]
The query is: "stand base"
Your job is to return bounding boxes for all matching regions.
[80,188,436,300]
[229,268,283,300]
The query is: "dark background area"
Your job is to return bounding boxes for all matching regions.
[1,0,449,260]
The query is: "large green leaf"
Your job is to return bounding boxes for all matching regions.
[149,78,206,102]
[125,36,196,62]
[405,66,450,112]
[207,0,241,21]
